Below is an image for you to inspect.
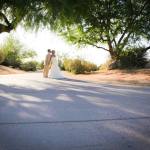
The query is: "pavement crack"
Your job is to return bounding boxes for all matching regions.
[0,116,150,126]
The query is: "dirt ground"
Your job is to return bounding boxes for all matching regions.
[64,69,150,86]
[0,65,150,85]
[0,65,25,75]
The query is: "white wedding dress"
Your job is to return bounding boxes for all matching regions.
[48,56,64,79]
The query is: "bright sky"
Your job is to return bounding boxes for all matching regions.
[0,26,109,66]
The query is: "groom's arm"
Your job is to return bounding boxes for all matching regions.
[49,55,52,66]
[44,54,48,65]
[46,54,52,66]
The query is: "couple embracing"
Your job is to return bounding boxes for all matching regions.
[43,49,64,79]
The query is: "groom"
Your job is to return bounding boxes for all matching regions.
[43,49,52,78]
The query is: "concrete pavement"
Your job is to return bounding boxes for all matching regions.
[0,73,150,150]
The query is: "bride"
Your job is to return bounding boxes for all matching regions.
[48,50,64,79]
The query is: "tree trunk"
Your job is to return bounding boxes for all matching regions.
[0,24,13,34]
[0,12,14,34]
[108,40,117,60]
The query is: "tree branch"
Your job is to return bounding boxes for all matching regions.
[0,23,12,33]
[144,46,150,51]
[120,32,132,50]
[0,11,11,26]
[99,35,107,42]
[117,0,148,47]
[87,41,109,51]
[0,11,13,33]
[112,38,117,47]
[117,30,127,46]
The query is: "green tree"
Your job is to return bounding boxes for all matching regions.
[1,36,23,67]
[0,0,150,60]
[0,0,57,33]
[51,0,150,60]
[1,35,37,67]
[0,0,71,33]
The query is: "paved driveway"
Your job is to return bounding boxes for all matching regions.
[0,73,150,150]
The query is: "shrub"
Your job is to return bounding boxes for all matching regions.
[100,47,149,70]
[119,47,148,68]
[2,50,22,68]
[0,35,37,69]
[1,36,23,67]
[81,60,98,72]
[62,58,98,74]
[58,59,65,70]
[0,50,5,64]
[69,59,84,74]
[99,59,113,70]
[20,61,38,71]
[37,61,44,70]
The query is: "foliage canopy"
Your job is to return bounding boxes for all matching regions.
[0,0,150,59]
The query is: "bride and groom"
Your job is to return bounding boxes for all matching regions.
[43,49,64,79]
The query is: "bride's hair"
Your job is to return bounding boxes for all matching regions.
[48,49,51,52]
[52,50,55,54]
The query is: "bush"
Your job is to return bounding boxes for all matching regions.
[0,50,5,64]
[1,36,23,67]
[100,47,149,70]
[2,50,22,68]
[81,60,98,72]
[20,61,38,71]
[119,47,148,68]
[1,35,37,69]
[37,61,44,70]
[62,58,98,74]
[58,59,65,70]
[98,59,110,70]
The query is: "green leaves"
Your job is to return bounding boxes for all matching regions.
[0,35,37,67]
[0,0,149,60]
